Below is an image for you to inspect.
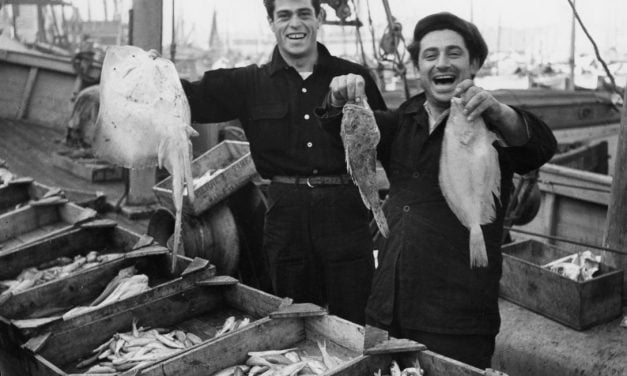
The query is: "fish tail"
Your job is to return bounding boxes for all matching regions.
[171,207,181,274]
[373,207,389,238]
[184,140,195,202]
[469,225,489,268]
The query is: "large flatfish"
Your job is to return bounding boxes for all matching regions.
[341,101,389,237]
[439,97,501,268]
[93,46,197,272]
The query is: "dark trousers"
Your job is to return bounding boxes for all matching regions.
[263,182,374,324]
[366,315,496,369]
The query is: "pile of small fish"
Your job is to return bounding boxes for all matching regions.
[543,250,602,282]
[374,360,424,376]
[189,168,225,193]
[212,341,343,376]
[0,251,124,296]
[214,316,251,338]
[76,320,203,374]
[62,266,150,319]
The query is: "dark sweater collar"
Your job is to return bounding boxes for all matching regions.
[269,42,333,76]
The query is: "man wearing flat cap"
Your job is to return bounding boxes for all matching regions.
[321,12,556,368]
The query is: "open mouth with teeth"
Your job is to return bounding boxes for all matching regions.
[287,33,306,40]
[432,75,456,86]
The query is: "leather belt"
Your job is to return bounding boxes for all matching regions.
[272,175,353,188]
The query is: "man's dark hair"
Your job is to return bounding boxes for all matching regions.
[263,0,321,19]
[407,12,488,68]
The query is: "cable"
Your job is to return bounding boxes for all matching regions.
[505,226,627,256]
[350,0,368,66]
[565,0,623,98]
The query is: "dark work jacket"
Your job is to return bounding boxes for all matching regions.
[181,43,386,179]
[320,92,557,335]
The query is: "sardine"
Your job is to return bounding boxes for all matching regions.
[316,341,340,370]
[215,316,236,337]
[341,102,389,237]
[439,97,501,268]
[247,348,298,358]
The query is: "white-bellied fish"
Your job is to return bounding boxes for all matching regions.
[94,46,197,273]
[439,97,501,268]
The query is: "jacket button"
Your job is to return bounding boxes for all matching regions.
[403,205,410,212]
[412,172,420,178]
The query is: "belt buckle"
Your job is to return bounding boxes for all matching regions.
[306,177,314,188]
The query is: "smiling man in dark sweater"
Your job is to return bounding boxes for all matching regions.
[322,12,557,368]
[180,0,387,324]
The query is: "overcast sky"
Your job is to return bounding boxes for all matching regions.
[70,0,626,58]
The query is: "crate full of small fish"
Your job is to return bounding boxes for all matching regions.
[0,220,215,349]
[20,281,284,376]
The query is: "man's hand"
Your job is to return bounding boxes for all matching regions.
[329,74,367,107]
[147,49,160,60]
[453,79,529,145]
[453,79,503,122]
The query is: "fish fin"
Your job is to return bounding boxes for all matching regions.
[157,139,167,169]
[373,207,389,238]
[184,138,195,202]
[171,205,182,273]
[185,124,199,138]
[469,225,489,268]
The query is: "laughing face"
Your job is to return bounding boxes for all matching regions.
[417,29,479,110]
[269,0,321,62]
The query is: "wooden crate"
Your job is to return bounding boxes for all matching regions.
[0,221,214,345]
[0,199,97,254]
[21,282,284,376]
[0,178,51,215]
[331,351,487,376]
[138,313,489,376]
[0,178,106,215]
[500,239,623,330]
[153,141,257,215]
[51,152,124,182]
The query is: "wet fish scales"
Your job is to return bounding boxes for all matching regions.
[341,103,389,237]
[439,97,501,268]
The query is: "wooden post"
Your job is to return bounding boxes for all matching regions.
[123,0,163,213]
[604,92,627,303]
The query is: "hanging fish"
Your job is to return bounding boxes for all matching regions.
[341,100,389,237]
[439,97,501,268]
[93,46,197,273]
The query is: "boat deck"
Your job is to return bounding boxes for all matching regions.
[0,117,147,233]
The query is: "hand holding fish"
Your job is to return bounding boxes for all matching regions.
[453,79,502,122]
[329,73,368,107]
[453,79,529,146]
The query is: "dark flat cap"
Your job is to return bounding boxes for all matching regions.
[408,12,488,67]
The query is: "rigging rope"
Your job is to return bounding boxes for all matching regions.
[565,0,623,99]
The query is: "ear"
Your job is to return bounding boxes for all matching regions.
[267,15,273,27]
[469,59,480,76]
